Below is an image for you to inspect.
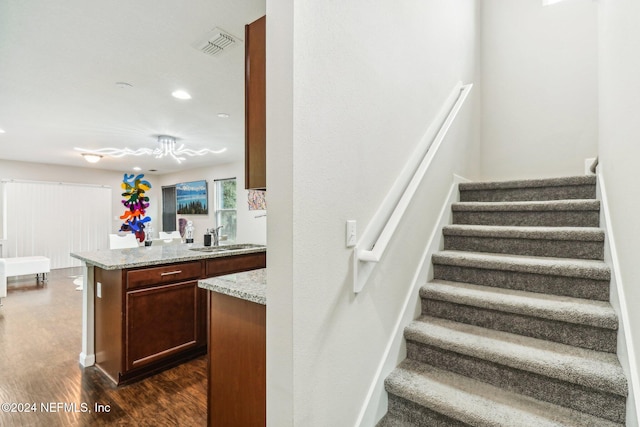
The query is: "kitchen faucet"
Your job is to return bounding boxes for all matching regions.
[212,226,223,246]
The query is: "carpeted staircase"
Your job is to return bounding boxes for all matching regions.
[377,175,629,426]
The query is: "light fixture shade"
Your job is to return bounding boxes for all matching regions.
[172,90,192,100]
[82,153,102,163]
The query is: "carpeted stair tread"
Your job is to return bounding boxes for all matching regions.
[443,225,604,259]
[443,224,604,241]
[432,250,610,280]
[422,280,618,329]
[405,316,627,396]
[376,413,419,427]
[452,199,600,212]
[385,359,623,427]
[459,175,596,191]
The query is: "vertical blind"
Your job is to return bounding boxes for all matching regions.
[2,181,112,268]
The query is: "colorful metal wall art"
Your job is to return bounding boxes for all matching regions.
[120,173,151,241]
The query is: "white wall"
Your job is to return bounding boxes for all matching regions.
[156,161,267,245]
[0,160,157,240]
[598,0,640,423]
[266,1,480,425]
[481,0,598,180]
[265,0,294,424]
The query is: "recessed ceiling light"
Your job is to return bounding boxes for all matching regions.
[81,153,102,163]
[217,113,230,118]
[172,90,192,100]
[0,129,5,133]
[133,166,142,171]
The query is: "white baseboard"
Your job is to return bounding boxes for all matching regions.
[585,157,597,175]
[79,352,95,367]
[597,172,639,426]
[355,174,468,427]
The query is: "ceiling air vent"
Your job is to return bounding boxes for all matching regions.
[192,27,240,57]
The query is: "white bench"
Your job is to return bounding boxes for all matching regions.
[0,256,51,303]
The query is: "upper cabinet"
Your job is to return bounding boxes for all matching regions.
[245,16,266,190]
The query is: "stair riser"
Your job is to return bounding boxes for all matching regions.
[452,211,600,227]
[433,264,610,301]
[422,299,617,353]
[443,235,604,260]
[384,394,469,427]
[459,185,596,202]
[406,341,625,423]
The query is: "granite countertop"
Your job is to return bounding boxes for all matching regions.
[70,243,266,270]
[199,268,266,305]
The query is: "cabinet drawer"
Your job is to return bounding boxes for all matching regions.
[127,261,202,290]
[205,252,266,277]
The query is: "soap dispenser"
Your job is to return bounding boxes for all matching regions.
[204,228,212,247]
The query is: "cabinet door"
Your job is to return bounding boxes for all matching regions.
[245,15,266,190]
[125,281,199,371]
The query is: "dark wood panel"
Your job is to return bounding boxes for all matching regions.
[126,261,203,289]
[126,281,199,371]
[94,267,124,383]
[245,15,266,190]
[209,292,266,427]
[198,287,208,345]
[205,252,266,277]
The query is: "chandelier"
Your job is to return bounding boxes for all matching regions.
[76,135,226,164]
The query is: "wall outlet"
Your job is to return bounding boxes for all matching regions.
[97,282,102,299]
[346,220,357,248]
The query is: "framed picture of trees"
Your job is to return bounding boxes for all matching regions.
[176,180,208,214]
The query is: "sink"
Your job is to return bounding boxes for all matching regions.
[191,247,233,252]
[189,243,264,253]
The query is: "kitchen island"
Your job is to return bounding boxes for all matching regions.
[199,268,266,427]
[71,243,266,385]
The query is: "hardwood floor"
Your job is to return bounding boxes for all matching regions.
[0,267,207,426]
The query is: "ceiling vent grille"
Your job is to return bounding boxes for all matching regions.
[192,28,240,57]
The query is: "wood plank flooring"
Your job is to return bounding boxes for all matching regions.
[0,267,207,426]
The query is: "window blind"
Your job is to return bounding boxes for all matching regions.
[2,181,112,268]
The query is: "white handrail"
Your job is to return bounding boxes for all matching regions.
[353,82,473,292]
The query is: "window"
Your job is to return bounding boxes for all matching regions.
[215,178,237,243]
[161,186,177,232]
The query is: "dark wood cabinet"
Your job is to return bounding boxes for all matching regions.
[245,15,266,190]
[125,280,200,371]
[205,252,266,277]
[208,292,266,427]
[93,252,266,386]
[95,261,207,385]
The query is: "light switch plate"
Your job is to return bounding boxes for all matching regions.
[97,282,102,298]
[346,220,357,248]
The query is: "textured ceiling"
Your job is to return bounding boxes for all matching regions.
[0,0,265,174]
